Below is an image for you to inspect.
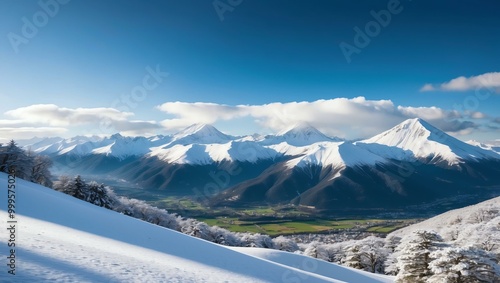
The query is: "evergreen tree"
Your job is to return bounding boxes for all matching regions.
[428,246,500,283]
[0,140,32,179]
[343,244,364,270]
[395,230,444,283]
[30,155,53,187]
[53,176,114,208]
[73,175,87,200]
[358,236,389,273]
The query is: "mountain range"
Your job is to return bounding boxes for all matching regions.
[19,118,500,214]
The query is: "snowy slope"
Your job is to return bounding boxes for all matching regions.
[148,141,279,164]
[0,173,393,282]
[359,118,499,165]
[389,196,500,253]
[232,248,394,283]
[90,134,170,159]
[286,141,386,168]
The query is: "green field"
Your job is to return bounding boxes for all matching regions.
[151,197,415,236]
[195,217,401,236]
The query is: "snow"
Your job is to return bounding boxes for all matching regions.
[286,141,386,169]
[466,140,500,155]
[148,141,279,164]
[169,123,232,145]
[260,122,341,146]
[91,136,154,159]
[231,248,394,283]
[0,173,393,282]
[360,118,499,165]
[388,196,500,253]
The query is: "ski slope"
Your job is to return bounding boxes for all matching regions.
[0,173,393,282]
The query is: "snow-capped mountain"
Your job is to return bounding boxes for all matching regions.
[263,122,342,146]
[29,134,172,160]
[286,141,386,168]
[90,134,163,158]
[18,119,500,212]
[0,172,392,282]
[359,118,498,165]
[168,123,232,146]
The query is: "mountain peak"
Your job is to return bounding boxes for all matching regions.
[362,118,498,164]
[276,122,340,146]
[171,123,231,145]
[278,122,317,136]
[179,123,215,135]
[110,133,124,140]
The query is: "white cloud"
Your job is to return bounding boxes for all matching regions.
[157,97,476,139]
[5,104,134,126]
[420,83,435,92]
[469,111,486,119]
[0,127,67,143]
[2,104,160,140]
[2,100,485,141]
[420,72,500,93]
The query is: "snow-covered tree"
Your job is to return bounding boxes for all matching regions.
[384,235,402,275]
[428,246,500,283]
[323,242,348,263]
[343,244,364,270]
[358,236,389,273]
[53,176,114,208]
[395,230,444,283]
[303,241,328,260]
[273,235,299,252]
[0,140,32,179]
[29,154,53,187]
[238,233,274,249]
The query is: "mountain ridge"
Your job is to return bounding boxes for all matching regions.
[17,119,500,212]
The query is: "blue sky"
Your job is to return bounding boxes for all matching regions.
[1,0,499,142]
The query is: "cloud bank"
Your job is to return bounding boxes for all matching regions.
[421,72,500,93]
[1,98,493,141]
[157,97,480,139]
[1,104,160,141]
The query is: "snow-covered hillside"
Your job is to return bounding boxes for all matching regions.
[285,141,386,168]
[0,173,393,282]
[389,195,500,255]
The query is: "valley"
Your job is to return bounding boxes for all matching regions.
[20,118,500,237]
[75,169,500,237]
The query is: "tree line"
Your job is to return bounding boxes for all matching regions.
[0,140,52,187]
